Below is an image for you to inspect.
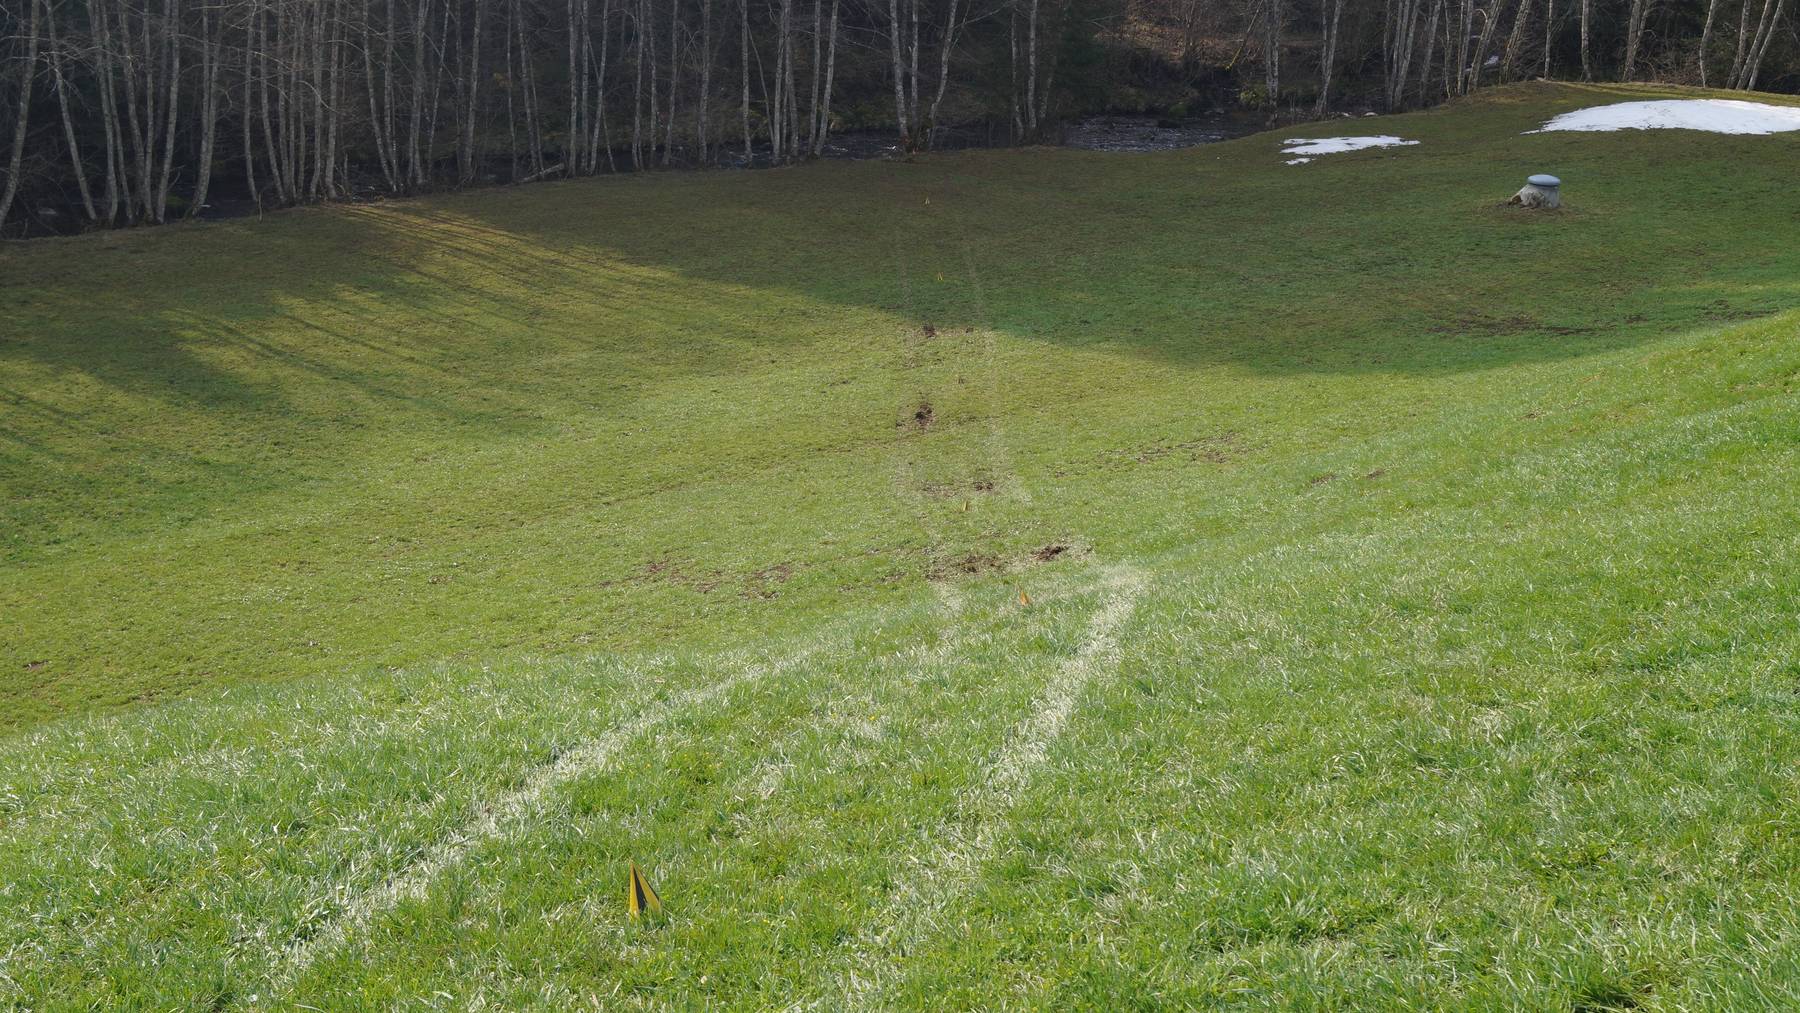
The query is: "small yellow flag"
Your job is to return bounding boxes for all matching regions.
[1019,589,1031,606]
[961,500,970,512]
[627,862,663,918]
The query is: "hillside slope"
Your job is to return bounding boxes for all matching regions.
[3,82,1800,1006]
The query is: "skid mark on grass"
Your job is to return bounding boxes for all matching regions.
[266,643,824,998]
[958,241,1029,506]
[832,564,1148,1006]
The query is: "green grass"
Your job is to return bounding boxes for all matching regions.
[3,80,1800,1007]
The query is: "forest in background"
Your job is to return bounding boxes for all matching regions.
[0,0,1795,236]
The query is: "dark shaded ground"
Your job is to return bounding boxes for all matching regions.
[179,114,1261,224]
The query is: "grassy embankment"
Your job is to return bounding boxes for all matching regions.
[4,81,1800,1007]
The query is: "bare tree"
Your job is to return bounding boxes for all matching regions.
[1578,0,1591,79]
[45,0,99,221]
[1700,0,1722,83]
[1315,0,1345,113]
[1622,0,1649,78]
[0,0,43,233]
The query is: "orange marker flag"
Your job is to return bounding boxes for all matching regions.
[1019,589,1031,606]
[627,862,663,919]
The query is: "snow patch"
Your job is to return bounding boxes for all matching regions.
[1531,99,1800,135]
[1281,135,1420,157]
[1285,157,1313,165]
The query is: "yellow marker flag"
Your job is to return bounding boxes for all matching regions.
[627,862,663,919]
[1019,589,1031,606]
[961,500,970,513]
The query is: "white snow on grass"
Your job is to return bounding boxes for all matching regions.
[1280,135,1420,160]
[1531,99,1800,135]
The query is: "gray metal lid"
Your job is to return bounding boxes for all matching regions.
[1527,173,1561,187]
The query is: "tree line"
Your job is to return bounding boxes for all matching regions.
[0,0,1793,235]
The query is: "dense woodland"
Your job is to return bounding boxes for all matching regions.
[0,0,1795,235]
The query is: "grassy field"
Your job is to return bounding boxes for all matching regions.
[4,79,1800,1007]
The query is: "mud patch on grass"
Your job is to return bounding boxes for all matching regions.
[597,556,726,593]
[928,551,1006,580]
[902,402,936,432]
[1308,472,1339,486]
[925,542,1086,581]
[1089,432,1242,473]
[744,562,798,600]
[920,475,999,498]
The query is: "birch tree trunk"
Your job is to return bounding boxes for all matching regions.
[190,2,223,218]
[697,0,711,159]
[738,0,750,159]
[363,1,400,190]
[1700,0,1721,84]
[46,0,99,221]
[812,0,837,154]
[93,0,125,220]
[590,0,615,171]
[0,0,44,234]
[461,0,486,181]
[1542,0,1554,74]
[1023,0,1038,135]
[408,0,430,185]
[926,0,963,143]
[1743,0,1785,87]
[803,0,818,152]
[1262,0,1282,105]
[1315,0,1345,113]
[1623,0,1648,79]
[152,0,181,222]
[889,0,910,146]
[1578,0,1591,79]
[663,0,679,163]
[1500,0,1534,79]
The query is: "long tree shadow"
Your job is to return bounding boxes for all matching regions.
[405,80,1800,380]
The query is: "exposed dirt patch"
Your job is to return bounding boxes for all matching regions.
[920,323,938,338]
[920,476,998,498]
[619,556,724,593]
[928,552,1006,580]
[1361,468,1386,480]
[902,401,935,431]
[925,542,1085,581]
[744,562,797,599]
[23,660,48,672]
[1096,432,1241,472]
[1309,472,1339,486]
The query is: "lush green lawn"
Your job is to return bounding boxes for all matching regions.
[4,80,1800,1007]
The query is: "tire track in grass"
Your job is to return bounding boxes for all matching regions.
[890,223,1028,599]
[958,240,1028,507]
[264,640,832,1000]
[829,564,1148,1007]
